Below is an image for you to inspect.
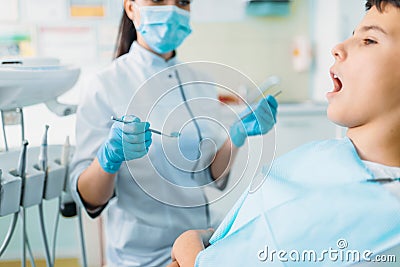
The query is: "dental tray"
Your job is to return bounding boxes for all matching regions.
[0,57,80,110]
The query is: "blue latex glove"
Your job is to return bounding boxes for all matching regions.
[97,116,152,173]
[230,95,278,148]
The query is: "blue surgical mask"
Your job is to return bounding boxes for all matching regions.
[136,5,192,54]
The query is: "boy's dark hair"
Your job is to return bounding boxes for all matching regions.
[366,0,400,11]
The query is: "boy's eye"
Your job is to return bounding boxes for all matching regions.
[363,39,377,45]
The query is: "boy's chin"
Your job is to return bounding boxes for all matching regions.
[327,106,348,128]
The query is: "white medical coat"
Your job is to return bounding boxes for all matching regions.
[69,42,227,266]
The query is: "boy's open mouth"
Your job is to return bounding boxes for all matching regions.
[330,71,343,92]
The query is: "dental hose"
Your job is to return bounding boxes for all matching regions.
[38,204,52,267]
[17,140,28,267]
[0,169,19,257]
[0,213,18,257]
[38,125,53,267]
[77,207,88,267]
[0,215,33,265]
[21,209,27,267]
[51,197,61,266]
[52,136,71,266]
[57,136,88,267]
[24,231,37,267]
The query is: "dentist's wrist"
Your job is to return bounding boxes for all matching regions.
[96,143,122,174]
[229,124,247,148]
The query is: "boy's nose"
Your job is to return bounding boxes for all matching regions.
[331,43,346,61]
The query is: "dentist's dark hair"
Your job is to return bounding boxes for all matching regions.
[366,0,400,11]
[114,8,137,59]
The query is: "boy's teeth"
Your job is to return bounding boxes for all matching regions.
[333,74,338,78]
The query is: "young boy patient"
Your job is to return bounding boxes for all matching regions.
[167,0,400,266]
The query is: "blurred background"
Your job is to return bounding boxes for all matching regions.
[0,0,365,266]
[0,0,365,146]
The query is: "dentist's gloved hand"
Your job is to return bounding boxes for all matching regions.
[230,95,278,148]
[97,116,152,173]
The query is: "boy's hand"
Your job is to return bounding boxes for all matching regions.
[170,229,214,267]
[166,261,180,267]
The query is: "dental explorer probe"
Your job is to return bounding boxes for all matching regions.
[239,90,282,121]
[111,116,181,138]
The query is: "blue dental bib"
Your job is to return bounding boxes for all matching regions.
[196,138,400,266]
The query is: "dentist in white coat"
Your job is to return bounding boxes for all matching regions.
[69,0,278,266]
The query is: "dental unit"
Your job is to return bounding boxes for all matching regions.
[0,57,87,267]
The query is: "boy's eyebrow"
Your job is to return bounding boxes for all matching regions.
[353,25,388,35]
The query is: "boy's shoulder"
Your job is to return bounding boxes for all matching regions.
[278,137,352,161]
[271,137,372,185]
